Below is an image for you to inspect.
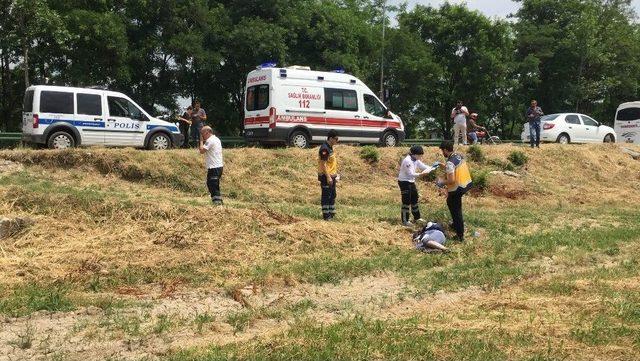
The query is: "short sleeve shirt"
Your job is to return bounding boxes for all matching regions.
[203,135,223,169]
[452,106,468,125]
[192,108,206,125]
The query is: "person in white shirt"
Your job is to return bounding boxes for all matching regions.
[199,126,224,205]
[451,100,470,147]
[398,145,436,228]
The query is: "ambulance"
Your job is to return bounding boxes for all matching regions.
[614,101,640,144]
[21,85,183,149]
[243,65,405,148]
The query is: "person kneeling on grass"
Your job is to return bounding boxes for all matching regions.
[398,145,437,228]
[413,222,449,253]
[199,126,224,205]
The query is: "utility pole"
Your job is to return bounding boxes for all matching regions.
[379,0,386,102]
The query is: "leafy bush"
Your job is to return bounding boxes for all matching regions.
[471,169,490,192]
[508,151,529,167]
[467,145,485,163]
[487,158,515,172]
[359,146,380,163]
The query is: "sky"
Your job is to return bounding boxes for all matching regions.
[392,0,640,19]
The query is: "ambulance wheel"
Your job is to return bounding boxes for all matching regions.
[149,133,172,150]
[381,131,398,147]
[289,130,310,149]
[47,131,75,149]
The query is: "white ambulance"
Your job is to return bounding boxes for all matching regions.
[21,85,184,149]
[614,101,640,144]
[243,65,405,148]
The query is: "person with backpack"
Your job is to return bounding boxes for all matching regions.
[437,140,472,242]
[398,145,436,228]
[318,130,339,220]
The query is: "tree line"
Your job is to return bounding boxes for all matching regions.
[1,0,639,139]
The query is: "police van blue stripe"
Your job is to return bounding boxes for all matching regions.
[39,118,179,133]
[147,124,179,132]
[39,118,105,128]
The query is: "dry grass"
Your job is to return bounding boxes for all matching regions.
[1,143,640,360]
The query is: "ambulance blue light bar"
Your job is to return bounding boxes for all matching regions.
[332,67,345,73]
[258,62,277,69]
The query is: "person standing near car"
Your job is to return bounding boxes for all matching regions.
[526,100,544,148]
[199,126,224,205]
[191,100,207,146]
[318,130,339,220]
[177,106,192,148]
[451,100,470,147]
[437,140,472,242]
[398,145,434,228]
[467,113,486,145]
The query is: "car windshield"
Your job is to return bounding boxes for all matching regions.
[541,114,560,122]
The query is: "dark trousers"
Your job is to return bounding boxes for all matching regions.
[398,181,421,223]
[207,167,223,204]
[529,120,541,147]
[319,174,337,220]
[179,123,190,148]
[190,122,203,146]
[447,189,465,240]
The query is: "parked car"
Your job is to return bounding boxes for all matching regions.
[22,85,183,150]
[521,113,616,144]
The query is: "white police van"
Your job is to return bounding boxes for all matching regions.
[243,64,405,148]
[22,85,183,149]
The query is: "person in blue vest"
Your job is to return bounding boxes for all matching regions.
[437,141,472,242]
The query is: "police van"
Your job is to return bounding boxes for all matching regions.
[22,85,183,149]
[243,65,405,148]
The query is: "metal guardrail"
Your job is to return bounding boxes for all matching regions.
[0,132,521,149]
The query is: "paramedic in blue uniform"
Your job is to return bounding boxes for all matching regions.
[437,140,473,242]
[318,130,339,220]
[199,126,224,205]
[398,145,434,228]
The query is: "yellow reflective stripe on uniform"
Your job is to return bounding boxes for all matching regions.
[447,155,472,192]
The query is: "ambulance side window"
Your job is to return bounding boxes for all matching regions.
[40,91,74,114]
[325,88,358,111]
[246,85,269,111]
[363,94,386,117]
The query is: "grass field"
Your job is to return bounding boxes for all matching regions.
[0,143,639,360]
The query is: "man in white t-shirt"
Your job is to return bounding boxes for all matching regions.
[199,126,224,205]
[397,145,436,228]
[450,100,469,147]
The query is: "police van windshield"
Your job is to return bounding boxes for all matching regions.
[108,97,142,119]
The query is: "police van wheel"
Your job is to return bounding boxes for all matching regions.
[381,131,398,147]
[289,131,310,149]
[47,131,75,149]
[149,133,171,150]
